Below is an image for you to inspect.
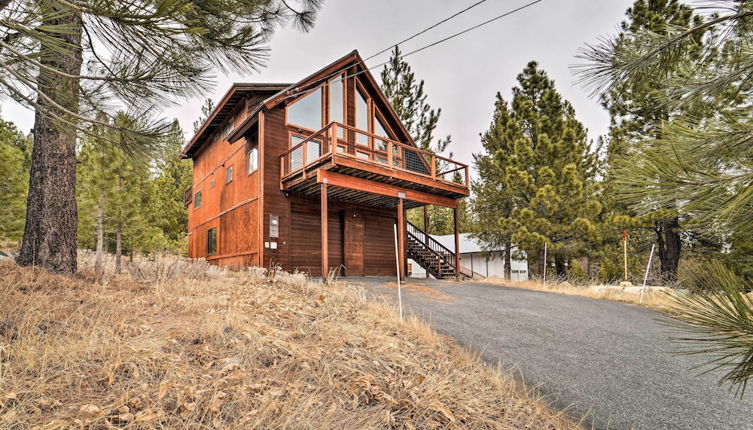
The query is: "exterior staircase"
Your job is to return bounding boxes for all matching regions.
[406,221,480,280]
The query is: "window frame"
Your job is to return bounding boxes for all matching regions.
[194,190,202,209]
[354,80,372,138]
[247,146,258,175]
[207,227,217,255]
[285,84,326,134]
[327,73,347,127]
[224,115,235,139]
[225,165,233,184]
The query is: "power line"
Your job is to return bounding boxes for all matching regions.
[282,0,546,102]
[363,0,490,62]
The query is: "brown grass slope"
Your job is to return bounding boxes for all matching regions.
[0,256,577,429]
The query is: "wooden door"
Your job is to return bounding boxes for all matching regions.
[344,210,364,276]
[363,215,397,276]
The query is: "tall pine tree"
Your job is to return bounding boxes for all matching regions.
[487,62,601,277]
[594,0,706,281]
[1,0,323,273]
[0,115,31,243]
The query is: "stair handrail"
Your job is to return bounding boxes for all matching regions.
[406,221,456,261]
[406,230,452,266]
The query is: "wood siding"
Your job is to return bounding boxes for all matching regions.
[187,100,261,266]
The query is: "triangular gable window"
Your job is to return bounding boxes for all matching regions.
[287,87,323,132]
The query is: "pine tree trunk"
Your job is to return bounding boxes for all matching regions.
[504,241,512,280]
[537,249,545,278]
[554,254,567,278]
[17,8,83,274]
[94,195,104,273]
[655,217,681,282]
[115,222,122,275]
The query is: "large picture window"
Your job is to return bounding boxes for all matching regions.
[287,87,322,131]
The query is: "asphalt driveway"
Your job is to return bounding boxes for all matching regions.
[350,277,753,430]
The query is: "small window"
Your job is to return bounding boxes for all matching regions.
[224,115,235,138]
[210,179,215,188]
[194,191,202,209]
[248,147,258,174]
[225,165,233,184]
[207,228,217,255]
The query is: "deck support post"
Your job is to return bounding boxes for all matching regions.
[423,206,429,278]
[321,181,328,280]
[454,206,460,281]
[397,197,406,280]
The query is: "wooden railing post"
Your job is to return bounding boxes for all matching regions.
[387,140,393,167]
[430,154,436,179]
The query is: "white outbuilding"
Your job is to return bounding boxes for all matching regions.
[408,233,529,280]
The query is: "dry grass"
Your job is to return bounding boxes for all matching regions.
[482,277,677,313]
[0,253,577,429]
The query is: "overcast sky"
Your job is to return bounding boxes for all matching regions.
[2,0,634,173]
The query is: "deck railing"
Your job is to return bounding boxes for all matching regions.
[280,122,469,187]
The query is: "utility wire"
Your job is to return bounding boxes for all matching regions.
[363,0,490,62]
[281,0,545,101]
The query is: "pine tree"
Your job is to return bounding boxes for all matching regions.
[495,62,602,277]
[593,0,706,282]
[149,120,193,253]
[1,0,323,273]
[0,115,30,243]
[471,94,521,279]
[193,99,216,134]
[579,0,753,394]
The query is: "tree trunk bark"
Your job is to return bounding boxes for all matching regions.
[17,7,83,274]
[655,217,681,282]
[94,195,104,273]
[115,222,122,274]
[504,240,512,280]
[554,254,567,278]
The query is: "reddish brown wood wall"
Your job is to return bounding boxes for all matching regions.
[187,100,261,267]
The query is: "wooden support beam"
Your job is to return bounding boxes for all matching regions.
[316,170,459,208]
[423,205,429,278]
[397,197,405,280]
[454,206,460,281]
[321,182,328,279]
[332,155,468,196]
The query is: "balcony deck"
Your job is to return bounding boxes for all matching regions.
[280,122,469,209]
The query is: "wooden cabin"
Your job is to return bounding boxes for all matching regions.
[181,50,471,279]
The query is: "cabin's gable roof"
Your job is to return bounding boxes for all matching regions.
[184,50,418,159]
[181,83,290,159]
[228,50,416,146]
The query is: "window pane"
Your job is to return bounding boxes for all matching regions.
[194,191,202,208]
[226,166,233,183]
[248,148,258,173]
[329,77,344,124]
[356,88,368,132]
[207,228,217,255]
[375,116,391,139]
[288,87,322,131]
